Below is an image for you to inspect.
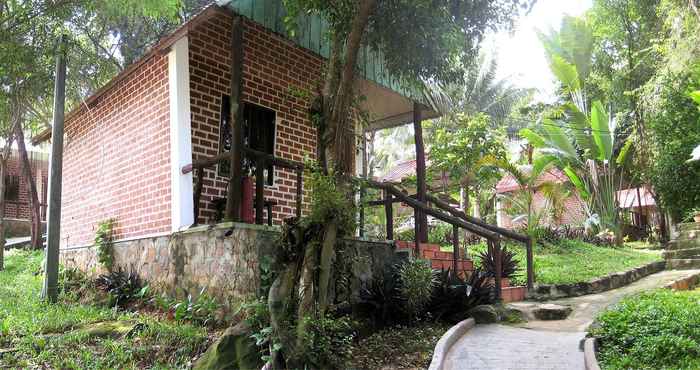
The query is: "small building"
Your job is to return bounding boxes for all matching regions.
[495,167,587,229]
[38,3,480,301]
[3,149,48,236]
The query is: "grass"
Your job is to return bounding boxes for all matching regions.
[0,249,212,369]
[444,239,661,286]
[346,322,449,369]
[589,289,700,370]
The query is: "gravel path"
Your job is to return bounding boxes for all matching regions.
[443,269,700,370]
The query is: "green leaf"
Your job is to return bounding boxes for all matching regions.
[565,103,599,158]
[541,119,579,160]
[563,165,589,201]
[689,90,700,105]
[616,135,634,166]
[519,128,546,148]
[549,55,580,91]
[590,101,612,161]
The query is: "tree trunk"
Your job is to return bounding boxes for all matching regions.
[13,119,42,249]
[473,187,481,219]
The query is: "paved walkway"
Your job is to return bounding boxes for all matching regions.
[443,269,700,370]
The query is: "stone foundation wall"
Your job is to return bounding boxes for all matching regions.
[60,223,398,307]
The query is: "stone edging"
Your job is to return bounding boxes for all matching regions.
[527,261,666,301]
[584,338,601,370]
[428,318,475,370]
[664,272,700,290]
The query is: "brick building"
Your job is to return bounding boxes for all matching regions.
[3,149,48,222]
[495,167,587,229]
[44,3,431,249]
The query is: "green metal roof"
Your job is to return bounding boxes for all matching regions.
[218,0,421,102]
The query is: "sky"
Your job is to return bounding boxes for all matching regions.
[484,0,592,103]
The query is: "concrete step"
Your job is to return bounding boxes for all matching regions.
[678,222,700,233]
[663,247,700,260]
[666,259,700,270]
[665,239,700,250]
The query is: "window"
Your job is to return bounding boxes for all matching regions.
[5,175,19,201]
[218,96,276,185]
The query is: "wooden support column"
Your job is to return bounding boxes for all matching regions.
[193,168,204,225]
[452,224,459,272]
[492,239,502,301]
[413,102,428,245]
[225,15,245,221]
[255,158,264,225]
[296,169,303,219]
[359,132,368,237]
[384,190,393,240]
[42,35,66,303]
[526,238,534,289]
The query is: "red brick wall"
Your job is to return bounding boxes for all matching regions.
[3,151,48,221]
[60,54,171,248]
[188,11,320,224]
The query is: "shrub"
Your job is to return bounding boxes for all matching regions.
[357,268,403,327]
[95,268,143,307]
[299,315,355,369]
[169,288,221,327]
[95,219,115,271]
[477,244,519,279]
[589,290,700,369]
[426,268,494,323]
[396,259,437,318]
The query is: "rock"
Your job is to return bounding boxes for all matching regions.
[69,320,139,339]
[532,304,572,320]
[193,321,263,370]
[468,305,499,324]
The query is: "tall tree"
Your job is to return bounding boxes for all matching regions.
[262,0,532,366]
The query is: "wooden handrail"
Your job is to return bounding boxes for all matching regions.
[361,178,501,240]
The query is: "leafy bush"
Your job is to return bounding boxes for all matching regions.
[590,290,700,369]
[237,298,274,361]
[151,288,221,327]
[357,268,403,327]
[95,268,144,307]
[426,268,494,323]
[477,244,519,279]
[95,219,115,271]
[530,225,615,247]
[646,70,700,221]
[397,259,437,318]
[299,315,355,369]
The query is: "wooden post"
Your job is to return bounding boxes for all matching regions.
[359,132,367,237]
[413,102,428,244]
[255,158,264,225]
[193,167,204,225]
[296,169,303,219]
[384,190,393,240]
[526,238,534,289]
[42,35,66,303]
[452,224,459,272]
[225,15,245,221]
[493,239,502,301]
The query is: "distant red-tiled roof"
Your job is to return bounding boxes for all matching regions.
[617,186,656,208]
[379,159,418,183]
[495,167,569,194]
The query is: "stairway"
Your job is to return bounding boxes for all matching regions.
[664,222,700,269]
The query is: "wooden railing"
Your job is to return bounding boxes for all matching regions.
[182,147,304,225]
[359,178,534,298]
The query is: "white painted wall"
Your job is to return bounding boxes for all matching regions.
[168,36,195,232]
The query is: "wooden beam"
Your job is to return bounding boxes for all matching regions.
[295,169,303,219]
[225,15,245,221]
[255,158,264,225]
[413,102,428,243]
[452,224,459,272]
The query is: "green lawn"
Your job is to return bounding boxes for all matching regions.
[590,289,700,370]
[0,250,211,369]
[450,239,662,286]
